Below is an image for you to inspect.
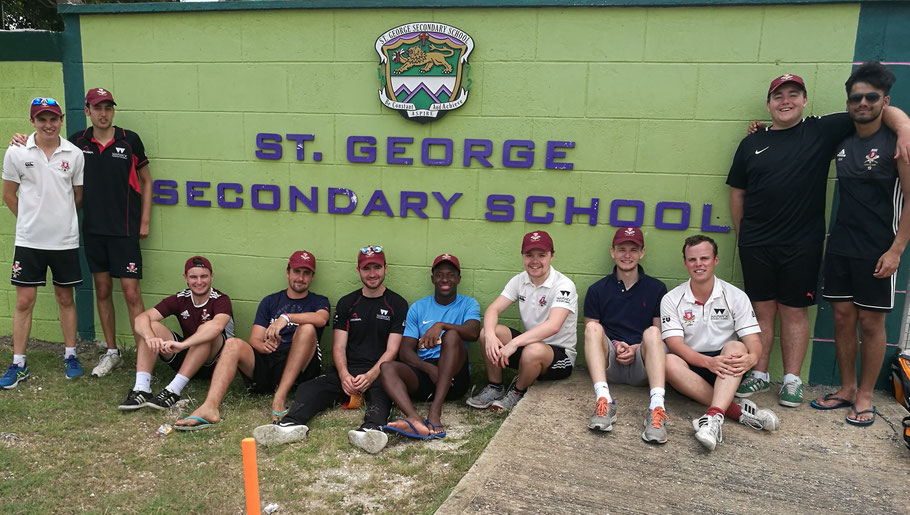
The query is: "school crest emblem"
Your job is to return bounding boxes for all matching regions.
[376,23,474,123]
[683,310,695,323]
[11,261,21,278]
[126,263,138,274]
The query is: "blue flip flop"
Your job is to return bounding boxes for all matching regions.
[174,416,217,431]
[381,418,435,439]
[846,406,877,427]
[423,420,447,439]
[810,393,853,410]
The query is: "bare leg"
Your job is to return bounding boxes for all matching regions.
[778,304,810,377]
[711,341,748,409]
[12,287,37,356]
[136,321,177,373]
[176,337,255,426]
[380,361,431,436]
[515,342,554,390]
[93,273,118,350]
[813,302,859,407]
[751,300,778,373]
[665,354,714,406]
[640,326,666,389]
[120,277,145,349]
[479,325,514,384]
[53,285,77,348]
[427,330,467,428]
[272,324,317,417]
[854,309,887,421]
[584,321,609,386]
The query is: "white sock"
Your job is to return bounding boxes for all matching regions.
[166,374,190,395]
[594,381,612,403]
[649,387,666,411]
[134,371,152,393]
[106,348,120,356]
[750,370,770,382]
[783,373,802,385]
[64,347,76,359]
[13,354,26,367]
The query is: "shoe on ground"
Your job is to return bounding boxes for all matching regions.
[778,381,803,407]
[144,388,180,410]
[92,352,123,377]
[589,397,617,432]
[737,398,780,431]
[253,422,309,447]
[119,389,154,411]
[348,428,388,454]
[642,406,669,444]
[0,364,29,389]
[64,355,83,379]
[465,384,506,409]
[491,388,524,412]
[692,413,724,451]
[735,375,770,398]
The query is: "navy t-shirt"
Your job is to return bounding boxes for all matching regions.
[583,266,667,345]
[252,290,331,351]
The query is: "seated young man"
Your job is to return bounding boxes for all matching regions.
[378,254,480,443]
[466,231,577,412]
[118,256,234,411]
[661,235,779,452]
[174,250,329,430]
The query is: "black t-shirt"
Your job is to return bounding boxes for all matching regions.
[332,288,408,369]
[827,126,900,258]
[70,126,149,238]
[726,114,853,247]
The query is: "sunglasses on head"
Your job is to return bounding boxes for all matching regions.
[31,97,59,106]
[360,245,383,254]
[847,92,882,104]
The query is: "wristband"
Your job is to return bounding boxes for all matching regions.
[279,313,291,324]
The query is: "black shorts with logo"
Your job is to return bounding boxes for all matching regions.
[505,327,573,380]
[822,253,895,312]
[242,346,322,394]
[739,244,823,307]
[10,246,82,287]
[688,350,723,386]
[84,233,142,278]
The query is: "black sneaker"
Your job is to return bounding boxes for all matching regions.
[144,388,180,410]
[118,389,154,411]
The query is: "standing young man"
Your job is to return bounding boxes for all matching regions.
[118,256,234,410]
[466,231,577,412]
[728,74,910,407]
[811,62,910,426]
[583,227,669,443]
[1,98,84,388]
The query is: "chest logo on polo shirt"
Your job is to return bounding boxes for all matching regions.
[539,296,547,307]
[200,309,211,322]
[683,310,695,324]
[864,149,879,170]
[710,308,729,321]
[350,312,362,322]
[61,161,70,173]
[180,310,190,319]
[24,162,34,168]
[556,290,571,303]
[377,308,391,321]
[111,148,128,160]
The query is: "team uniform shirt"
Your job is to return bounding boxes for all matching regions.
[70,126,148,238]
[500,267,578,364]
[252,290,331,351]
[827,126,901,258]
[726,113,854,247]
[332,288,408,370]
[660,277,760,353]
[403,294,481,360]
[154,287,235,340]
[2,134,84,250]
[584,265,667,345]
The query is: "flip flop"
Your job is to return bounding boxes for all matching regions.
[271,409,287,422]
[845,406,877,427]
[423,420,447,439]
[381,418,435,439]
[174,416,218,431]
[810,393,853,410]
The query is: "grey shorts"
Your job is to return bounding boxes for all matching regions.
[606,340,648,387]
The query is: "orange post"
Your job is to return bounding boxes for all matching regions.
[241,437,261,515]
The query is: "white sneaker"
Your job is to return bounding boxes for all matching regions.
[91,352,123,377]
[252,422,309,447]
[737,398,780,431]
[692,414,724,451]
[348,428,388,454]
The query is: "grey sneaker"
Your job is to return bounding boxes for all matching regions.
[253,422,309,447]
[91,352,123,377]
[737,398,780,431]
[641,406,669,444]
[735,375,771,398]
[588,397,617,432]
[778,381,803,407]
[466,384,506,409]
[692,413,724,451]
[348,428,388,454]
[490,388,524,412]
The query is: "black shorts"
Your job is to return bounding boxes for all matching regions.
[242,346,322,394]
[160,330,225,380]
[688,350,722,386]
[739,244,823,307]
[84,234,142,278]
[505,327,573,380]
[10,246,82,287]
[822,253,895,312]
[409,359,471,401]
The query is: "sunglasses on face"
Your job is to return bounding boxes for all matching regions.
[31,97,59,106]
[360,245,383,254]
[847,92,882,105]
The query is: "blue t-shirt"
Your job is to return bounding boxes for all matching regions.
[403,294,481,360]
[253,290,331,351]
[583,266,666,345]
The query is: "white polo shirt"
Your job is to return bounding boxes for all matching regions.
[500,267,578,363]
[2,134,83,250]
[660,276,759,353]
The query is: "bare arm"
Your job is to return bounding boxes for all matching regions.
[138,165,152,238]
[506,307,569,349]
[332,329,358,396]
[482,295,514,364]
[882,106,910,164]
[874,158,910,278]
[664,335,713,369]
[398,336,434,373]
[2,180,18,217]
[729,186,745,235]
[264,308,330,345]
[418,319,481,350]
[175,313,231,349]
[73,185,83,210]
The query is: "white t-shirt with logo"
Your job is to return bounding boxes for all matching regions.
[660,276,759,353]
[2,134,84,250]
[500,267,578,363]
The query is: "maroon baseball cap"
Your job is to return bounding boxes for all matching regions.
[768,73,806,96]
[521,231,554,253]
[184,255,213,274]
[612,226,644,247]
[432,253,461,272]
[30,97,63,118]
[85,87,117,106]
[288,250,316,272]
[357,245,386,268]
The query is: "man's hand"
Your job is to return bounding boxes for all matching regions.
[161,339,187,354]
[498,341,517,368]
[145,337,166,354]
[874,248,901,278]
[9,133,27,147]
[351,370,376,392]
[419,322,445,350]
[724,352,757,377]
[747,121,766,135]
[704,354,738,379]
[264,317,288,350]
[340,372,358,396]
[614,341,637,365]
[139,221,150,239]
[484,334,504,365]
